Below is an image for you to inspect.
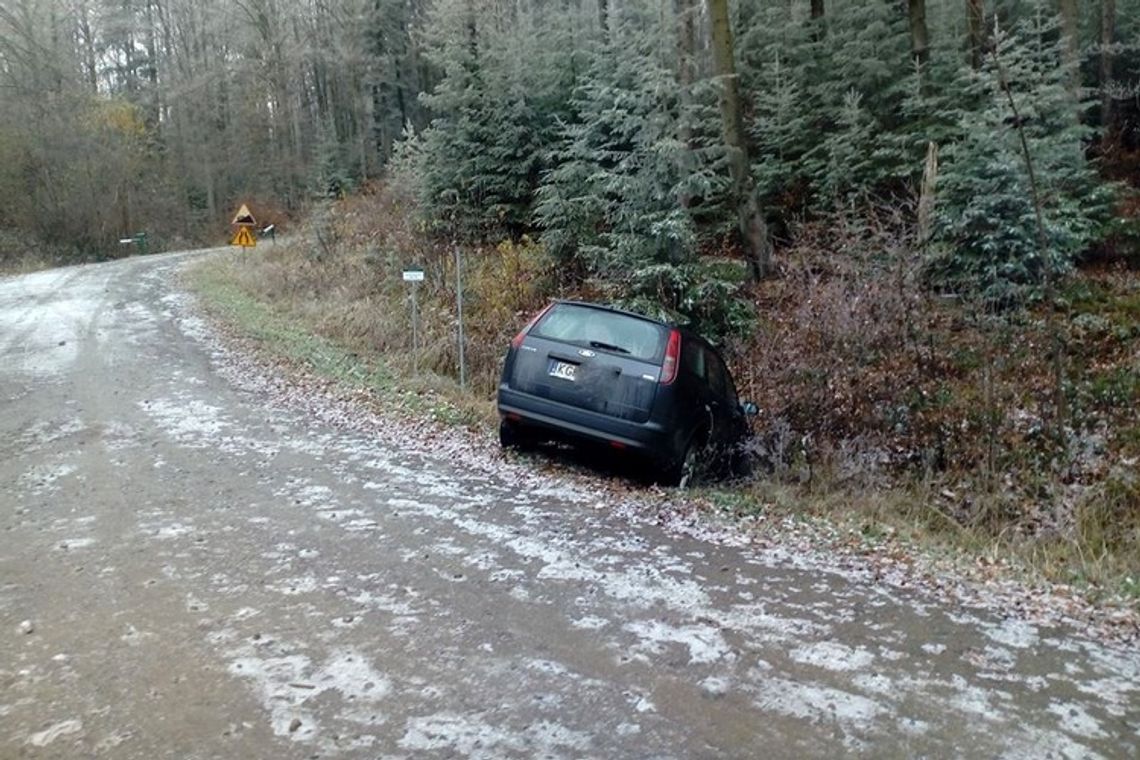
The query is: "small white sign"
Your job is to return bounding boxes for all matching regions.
[402,269,425,282]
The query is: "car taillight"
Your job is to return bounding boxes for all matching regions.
[660,329,681,385]
[511,303,554,349]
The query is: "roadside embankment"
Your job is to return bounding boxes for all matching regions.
[185,217,1139,642]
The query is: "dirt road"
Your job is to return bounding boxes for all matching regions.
[1,253,1137,758]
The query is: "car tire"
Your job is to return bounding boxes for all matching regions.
[671,430,709,488]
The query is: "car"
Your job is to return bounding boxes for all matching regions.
[496,300,757,485]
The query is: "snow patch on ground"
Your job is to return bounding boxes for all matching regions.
[25,719,83,747]
[1046,701,1107,740]
[571,615,609,630]
[141,397,228,445]
[0,266,107,377]
[227,642,390,745]
[982,619,1039,650]
[18,462,77,494]
[789,641,876,672]
[623,620,733,665]
[140,521,194,540]
[750,677,887,750]
[398,713,591,757]
[700,675,732,696]
[55,537,95,550]
[17,417,86,449]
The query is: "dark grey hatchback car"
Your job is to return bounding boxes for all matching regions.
[497,301,755,484]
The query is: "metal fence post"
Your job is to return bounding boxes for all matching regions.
[455,246,466,390]
[411,281,419,376]
[402,268,425,376]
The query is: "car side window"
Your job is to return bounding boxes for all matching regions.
[721,358,740,405]
[682,339,706,380]
[704,348,730,400]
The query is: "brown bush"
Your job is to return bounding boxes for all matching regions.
[732,204,1140,549]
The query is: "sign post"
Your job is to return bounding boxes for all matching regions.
[403,268,425,374]
[119,233,147,256]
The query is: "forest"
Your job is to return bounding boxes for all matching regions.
[3,1,1140,592]
[0,1,1134,272]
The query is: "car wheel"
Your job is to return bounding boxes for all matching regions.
[673,430,709,488]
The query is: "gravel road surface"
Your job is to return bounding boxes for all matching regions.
[1,252,1137,758]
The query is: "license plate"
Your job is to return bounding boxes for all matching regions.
[548,361,577,381]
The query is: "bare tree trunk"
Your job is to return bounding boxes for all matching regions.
[707,0,773,280]
[966,0,985,70]
[394,42,408,129]
[677,0,697,89]
[908,0,930,67]
[1101,0,1115,127]
[357,87,369,181]
[143,0,160,131]
[75,0,99,91]
[1058,0,1080,94]
[676,0,697,208]
[810,0,825,40]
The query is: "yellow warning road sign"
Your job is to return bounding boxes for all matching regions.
[231,204,257,226]
[231,226,257,247]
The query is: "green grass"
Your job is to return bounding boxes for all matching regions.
[187,252,494,430]
[190,257,396,392]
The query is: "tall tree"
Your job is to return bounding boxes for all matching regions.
[1058,0,1080,93]
[908,0,930,67]
[809,0,825,40]
[707,0,772,280]
[966,0,985,69]
[1101,0,1115,126]
[676,0,698,208]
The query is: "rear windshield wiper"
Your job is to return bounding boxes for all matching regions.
[588,340,631,354]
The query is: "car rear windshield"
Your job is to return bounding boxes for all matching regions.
[531,304,667,362]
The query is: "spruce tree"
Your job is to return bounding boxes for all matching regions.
[537,1,746,336]
[415,0,552,239]
[931,6,1112,303]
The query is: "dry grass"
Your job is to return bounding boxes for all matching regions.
[188,188,559,429]
[187,186,1140,603]
[0,230,66,275]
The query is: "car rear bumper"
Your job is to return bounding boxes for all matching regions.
[498,387,673,457]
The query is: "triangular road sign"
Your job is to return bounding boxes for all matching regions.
[231,226,257,248]
[231,204,257,226]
